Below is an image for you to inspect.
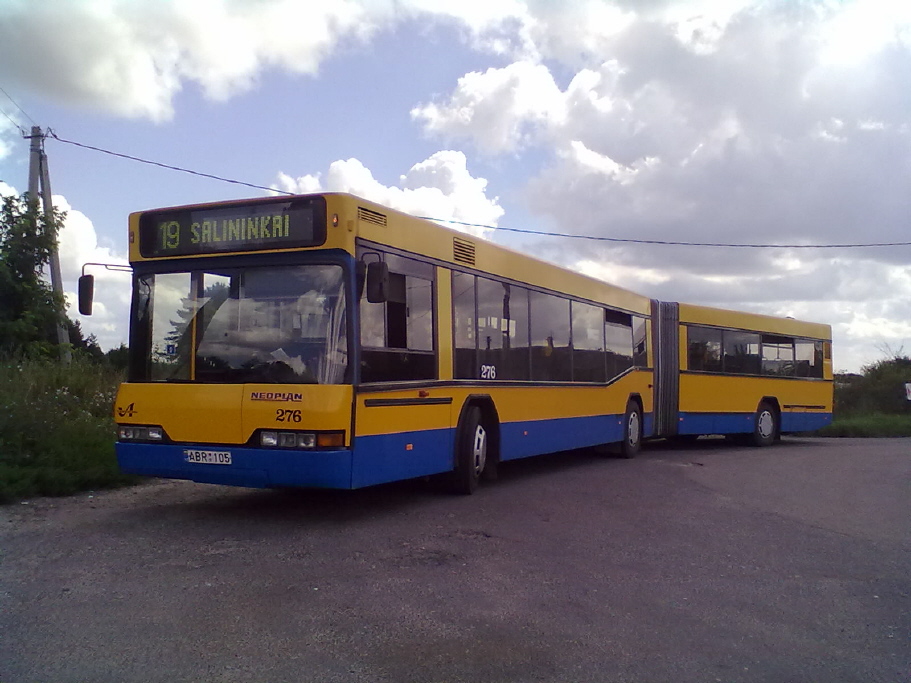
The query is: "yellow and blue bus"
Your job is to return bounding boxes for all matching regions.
[653,302,832,445]
[81,192,832,493]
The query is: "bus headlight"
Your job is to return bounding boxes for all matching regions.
[258,430,342,449]
[118,425,165,441]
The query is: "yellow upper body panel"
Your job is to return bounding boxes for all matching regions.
[678,373,832,413]
[115,383,353,446]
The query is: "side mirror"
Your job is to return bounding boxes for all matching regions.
[78,274,95,316]
[365,261,389,303]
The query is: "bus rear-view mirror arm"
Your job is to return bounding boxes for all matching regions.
[78,262,133,316]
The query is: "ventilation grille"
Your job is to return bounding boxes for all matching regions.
[453,237,476,265]
[358,207,387,227]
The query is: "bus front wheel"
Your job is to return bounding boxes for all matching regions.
[618,400,642,459]
[450,406,488,494]
[752,401,778,447]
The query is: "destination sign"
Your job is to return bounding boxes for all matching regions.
[138,196,327,257]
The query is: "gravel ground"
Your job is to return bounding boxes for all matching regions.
[1,437,908,683]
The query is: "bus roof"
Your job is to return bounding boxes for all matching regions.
[331,193,653,316]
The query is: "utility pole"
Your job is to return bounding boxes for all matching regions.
[27,126,71,362]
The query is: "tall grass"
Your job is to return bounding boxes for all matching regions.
[0,356,135,503]
[814,413,911,438]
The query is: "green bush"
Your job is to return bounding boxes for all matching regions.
[0,356,135,503]
[835,356,911,416]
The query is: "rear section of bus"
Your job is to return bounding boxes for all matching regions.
[653,301,833,441]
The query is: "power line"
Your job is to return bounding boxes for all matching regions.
[0,105,23,134]
[44,131,911,250]
[0,84,36,129]
[420,217,911,249]
[47,131,295,196]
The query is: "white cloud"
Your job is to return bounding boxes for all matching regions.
[275,151,503,237]
[52,195,131,350]
[0,0,377,121]
[2,0,909,373]
[405,2,911,373]
[413,61,565,153]
[0,117,18,163]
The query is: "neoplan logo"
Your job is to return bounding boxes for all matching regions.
[250,392,303,402]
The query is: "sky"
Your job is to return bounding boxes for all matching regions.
[0,0,909,373]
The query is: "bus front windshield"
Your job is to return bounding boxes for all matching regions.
[135,264,348,384]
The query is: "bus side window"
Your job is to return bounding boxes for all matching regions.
[358,248,436,383]
[632,316,648,367]
[688,325,723,372]
[452,271,476,379]
[530,291,571,382]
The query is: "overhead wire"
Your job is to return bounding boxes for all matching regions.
[418,217,911,249]
[0,83,35,131]
[43,131,911,250]
[48,130,295,196]
[0,106,23,134]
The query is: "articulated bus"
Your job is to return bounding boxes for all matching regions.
[80,192,833,494]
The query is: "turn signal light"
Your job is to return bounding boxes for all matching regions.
[317,432,345,448]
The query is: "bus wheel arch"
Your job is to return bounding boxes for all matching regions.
[753,398,780,447]
[450,396,500,494]
[618,394,644,459]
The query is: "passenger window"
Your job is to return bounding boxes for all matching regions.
[406,277,433,351]
[723,330,760,374]
[572,301,606,382]
[477,278,529,381]
[632,316,648,368]
[794,341,820,377]
[605,309,634,379]
[452,271,476,379]
[357,246,436,383]
[762,335,795,376]
[688,326,722,372]
[530,291,571,381]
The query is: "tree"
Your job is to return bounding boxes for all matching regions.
[0,192,68,357]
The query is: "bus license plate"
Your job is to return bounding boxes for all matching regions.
[184,449,232,465]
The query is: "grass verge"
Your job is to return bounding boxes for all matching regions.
[814,413,911,438]
[0,357,137,503]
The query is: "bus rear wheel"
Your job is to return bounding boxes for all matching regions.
[752,401,778,447]
[450,406,488,494]
[618,400,642,459]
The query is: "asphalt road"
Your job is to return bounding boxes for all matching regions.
[1,437,908,683]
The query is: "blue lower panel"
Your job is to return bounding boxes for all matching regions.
[679,412,832,435]
[117,443,355,489]
[500,413,625,461]
[780,412,832,432]
[643,412,655,438]
[118,412,649,490]
[118,428,457,491]
[352,428,454,488]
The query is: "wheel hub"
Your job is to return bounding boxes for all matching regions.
[473,425,487,476]
[758,410,774,439]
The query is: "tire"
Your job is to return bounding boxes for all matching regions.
[450,406,488,494]
[618,400,642,459]
[752,401,778,447]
